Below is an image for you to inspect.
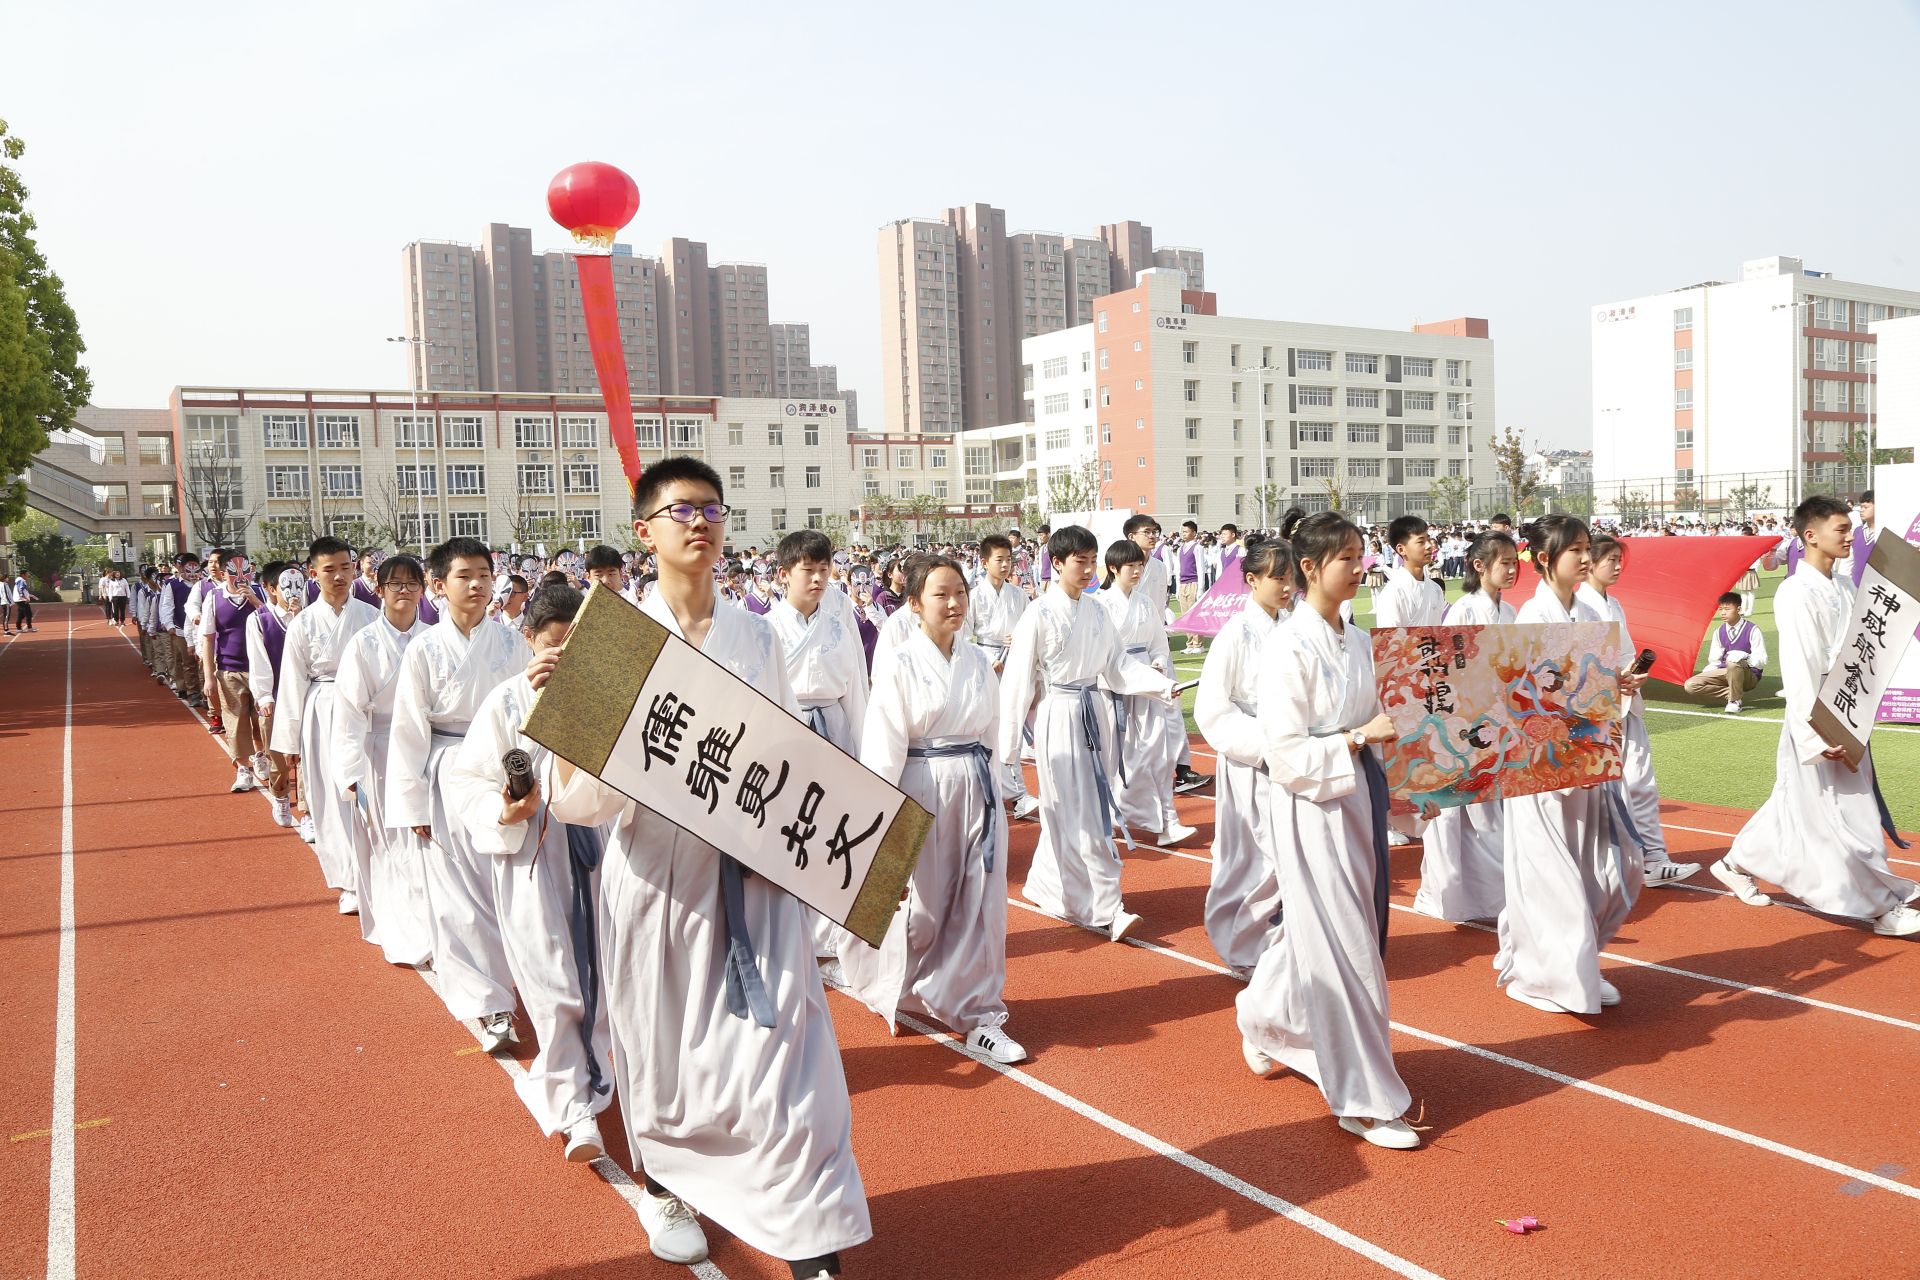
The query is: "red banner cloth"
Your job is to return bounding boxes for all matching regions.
[1508,535,1776,685]
[575,254,641,496]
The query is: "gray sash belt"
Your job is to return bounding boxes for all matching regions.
[908,742,999,871]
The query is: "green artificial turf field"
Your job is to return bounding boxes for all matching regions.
[1168,565,1920,832]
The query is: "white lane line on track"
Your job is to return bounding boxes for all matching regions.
[1009,897,1920,1203]
[1384,904,1920,1036]
[881,1005,1446,1280]
[1659,819,1920,870]
[1641,705,1920,734]
[46,613,77,1280]
[105,621,730,1280]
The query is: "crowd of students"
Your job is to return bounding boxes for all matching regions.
[112,460,1912,1275]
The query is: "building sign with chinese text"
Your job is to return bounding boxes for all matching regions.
[783,401,842,418]
[521,585,930,945]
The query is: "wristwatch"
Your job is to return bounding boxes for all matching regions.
[1350,729,1368,750]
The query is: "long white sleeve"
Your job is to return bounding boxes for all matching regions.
[330,636,378,801]
[157,587,177,634]
[270,620,312,755]
[1748,625,1769,670]
[1196,628,1264,767]
[1776,580,1833,766]
[447,691,525,856]
[996,606,1044,765]
[383,641,437,829]
[245,614,274,705]
[858,656,912,786]
[543,756,632,828]
[1257,633,1356,804]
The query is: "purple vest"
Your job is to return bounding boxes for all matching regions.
[744,592,771,616]
[1719,619,1755,656]
[1178,542,1199,583]
[352,578,380,607]
[419,597,440,626]
[257,608,288,697]
[167,578,192,624]
[212,592,257,672]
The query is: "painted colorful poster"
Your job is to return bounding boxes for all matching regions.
[1371,622,1627,810]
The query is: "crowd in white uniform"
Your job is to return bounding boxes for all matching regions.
[115,459,1912,1274]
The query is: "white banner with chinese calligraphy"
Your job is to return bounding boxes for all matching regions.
[520,585,932,947]
[1811,529,1920,767]
[1370,622,1628,811]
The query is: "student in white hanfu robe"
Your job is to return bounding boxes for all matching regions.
[1000,526,1175,942]
[541,461,868,1278]
[769,531,874,965]
[1372,515,1446,848]
[1413,531,1518,924]
[386,538,527,1049]
[967,534,1035,813]
[271,538,379,913]
[1099,540,1192,845]
[1717,496,1920,936]
[1235,513,1420,1151]
[841,556,1025,1064]
[330,555,435,967]
[870,595,920,664]
[448,583,617,1163]
[1496,516,1644,1015]
[1195,539,1294,976]
[1579,534,1700,887]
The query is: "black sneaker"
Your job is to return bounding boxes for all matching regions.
[1174,766,1213,794]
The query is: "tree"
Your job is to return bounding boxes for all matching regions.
[13,508,73,592]
[1428,474,1470,522]
[0,120,93,527]
[1837,423,1875,496]
[1317,475,1347,516]
[1489,426,1539,517]
[182,444,261,551]
[1615,489,1652,527]
[1250,483,1287,529]
[861,495,906,549]
[1045,455,1102,518]
[1727,481,1771,525]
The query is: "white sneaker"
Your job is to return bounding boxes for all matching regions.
[1872,905,1920,938]
[1725,701,1742,714]
[1011,795,1040,822]
[562,1116,605,1162]
[478,1011,516,1052]
[1107,910,1141,943]
[1598,979,1621,1006]
[1387,828,1412,847]
[1154,821,1198,847]
[297,816,317,844]
[337,890,358,916]
[250,751,273,783]
[1241,1036,1277,1078]
[1338,1115,1421,1150]
[1645,860,1702,887]
[636,1190,709,1265]
[270,794,294,828]
[967,1024,1028,1064]
[230,766,256,794]
[1710,859,1772,906]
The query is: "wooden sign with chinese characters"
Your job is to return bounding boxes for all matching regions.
[520,584,932,947]
[1370,623,1627,810]
[1811,531,1920,768]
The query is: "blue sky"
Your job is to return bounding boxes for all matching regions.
[9,0,1919,448]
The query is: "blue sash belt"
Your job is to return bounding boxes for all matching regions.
[1357,749,1391,957]
[561,823,611,1095]
[720,856,777,1028]
[1602,780,1649,903]
[908,742,1000,872]
[802,703,831,740]
[1053,682,1132,854]
[1108,644,1151,784]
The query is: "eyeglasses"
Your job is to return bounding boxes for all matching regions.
[644,501,732,524]
[383,581,423,593]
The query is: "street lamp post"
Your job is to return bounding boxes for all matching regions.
[1771,298,1816,507]
[387,335,448,555]
[1246,363,1280,529]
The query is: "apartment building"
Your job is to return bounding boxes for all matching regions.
[1020,270,1494,528]
[1591,255,1920,506]
[877,206,1204,435]
[771,322,858,426]
[401,225,842,404]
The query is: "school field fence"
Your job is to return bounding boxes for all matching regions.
[1457,466,1866,526]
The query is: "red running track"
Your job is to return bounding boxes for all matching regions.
[6,605,1919,1279]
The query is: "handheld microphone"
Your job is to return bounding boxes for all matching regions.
[503,748,535,800]
[1628,648,1656,677]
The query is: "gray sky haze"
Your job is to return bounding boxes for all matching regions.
[9,0,1920,448]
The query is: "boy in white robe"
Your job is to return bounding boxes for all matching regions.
[1413,531,1518,924]
[386,536,527,1049]
[966,534,1038,817]
[448,582,617,1162]
[1579,535,1700,887]
[1237,513,1419,1150]
[1371,515,1445,848]
[271,538,379,911]
[999,525,1175,942]
[1195,539,1293,976]
[249,566,303,828]
[331,554,436,967]
[1127,514,1210,794]
[540,458,869,1277]
[1716,495,1919,936]
[1099,540,1194,846]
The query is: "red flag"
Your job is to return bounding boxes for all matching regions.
[1509,536,1776,684]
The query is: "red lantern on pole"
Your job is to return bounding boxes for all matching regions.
[548,161,643,496]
